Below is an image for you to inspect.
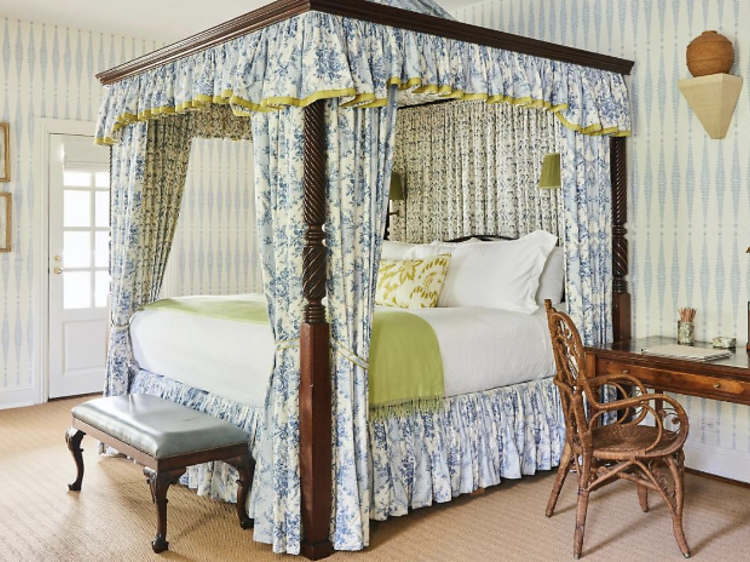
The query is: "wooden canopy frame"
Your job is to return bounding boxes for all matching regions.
[97,1,634,558]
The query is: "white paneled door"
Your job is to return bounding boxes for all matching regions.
[48,134,110,398]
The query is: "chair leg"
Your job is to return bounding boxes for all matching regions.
[547,442,574,517]
[637,483,649,512]
[666,456,691,558]
[65,428,86,491]
[573,489,591,560]
[228,454,255,529]
[143,467,187,553]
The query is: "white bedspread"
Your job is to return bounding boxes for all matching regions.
[130,295,555,407]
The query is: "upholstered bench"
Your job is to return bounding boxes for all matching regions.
[65,394,255,553]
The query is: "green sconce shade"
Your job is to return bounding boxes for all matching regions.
[389,172,405,201]
[539,153,561,189]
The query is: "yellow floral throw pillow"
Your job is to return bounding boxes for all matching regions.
[376,255,451,309]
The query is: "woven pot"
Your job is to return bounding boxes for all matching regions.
[687,31,734,77]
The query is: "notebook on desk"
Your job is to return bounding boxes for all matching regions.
[641,343,732,362]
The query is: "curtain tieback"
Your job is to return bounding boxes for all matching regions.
[272,337,369,370]
[275,338,300,352]
[332,338,369,371]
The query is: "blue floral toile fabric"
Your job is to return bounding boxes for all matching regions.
[95,12,630,146]
[131,369,564,549]
[365,0,456,20]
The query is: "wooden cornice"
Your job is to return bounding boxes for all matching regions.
[96,0,635,85]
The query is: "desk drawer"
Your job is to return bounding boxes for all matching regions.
[596,358,750,402]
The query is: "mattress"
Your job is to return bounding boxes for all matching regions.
[130,294,555,407]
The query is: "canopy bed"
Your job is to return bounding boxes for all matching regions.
[93,0,634,558]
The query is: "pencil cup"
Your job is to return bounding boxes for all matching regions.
[677,321,695,345]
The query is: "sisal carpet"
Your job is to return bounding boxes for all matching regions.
[1,397,749,562]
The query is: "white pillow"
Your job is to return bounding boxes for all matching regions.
[437,230,558,313]
[405,239,479,259]
[381,241,417,260]
[536,247,565,305]
[407,243,455,259]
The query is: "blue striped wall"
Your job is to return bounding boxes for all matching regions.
[0,19,259,408]
[452,0,750,481]
[0,19,163,407]
[164,137,261,298]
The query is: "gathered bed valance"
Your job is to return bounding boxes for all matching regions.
[96,11,631,145]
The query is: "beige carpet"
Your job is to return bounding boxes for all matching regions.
[1,397,749,562]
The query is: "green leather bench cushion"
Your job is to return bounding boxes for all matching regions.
[72,395,249,460]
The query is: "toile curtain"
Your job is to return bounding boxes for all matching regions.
[391,101,562,243]
[560,129,613,347]
[324,90,398,551]
[105,117,193,397]
[105,106,253,397]
[247,105,307,554]
[248,93,398,554]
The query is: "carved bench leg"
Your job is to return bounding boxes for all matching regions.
[65,428,86,491]
[228,454,256,529]
[143,467,186,553]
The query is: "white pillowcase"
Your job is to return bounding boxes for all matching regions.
[405,239,479,259]
[437,230,558,313]
[381,241,417,260]
[536,247,565,305]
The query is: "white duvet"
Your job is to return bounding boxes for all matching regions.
[130,295,555,408]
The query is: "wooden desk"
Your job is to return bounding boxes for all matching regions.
[585,336,750,405]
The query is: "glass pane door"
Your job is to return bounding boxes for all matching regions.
[61,170,110,310]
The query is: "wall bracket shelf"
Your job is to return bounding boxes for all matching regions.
[678,74,744,139]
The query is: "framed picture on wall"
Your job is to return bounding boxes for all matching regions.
[0,192,10,252]
[0,122,9,182]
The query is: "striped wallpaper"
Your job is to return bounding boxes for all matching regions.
[0,19,259,408]
[453,0,750,481]
[163,137,261,299]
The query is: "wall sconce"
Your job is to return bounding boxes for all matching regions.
[539,153,561,189]
[385,172,405,240]
[389,172,405,215]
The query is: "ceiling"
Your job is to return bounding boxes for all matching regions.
[0,0,479,44]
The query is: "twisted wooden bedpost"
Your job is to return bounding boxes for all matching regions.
[611,136,631,343]
[300,100,333,560]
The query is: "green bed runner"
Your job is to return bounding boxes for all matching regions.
[142,296,444,408]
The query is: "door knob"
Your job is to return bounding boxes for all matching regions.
[54,267,64,275]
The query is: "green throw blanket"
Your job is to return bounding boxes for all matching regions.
[368,310,444,408]
[144,295,270,324]
[141,295,444,408]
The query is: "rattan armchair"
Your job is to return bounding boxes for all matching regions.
[544,301,691,559]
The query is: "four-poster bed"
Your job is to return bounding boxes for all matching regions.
[93,0,634,558]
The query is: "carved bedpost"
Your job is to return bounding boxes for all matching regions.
[299,100,333,560]
[610,136,631,342]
